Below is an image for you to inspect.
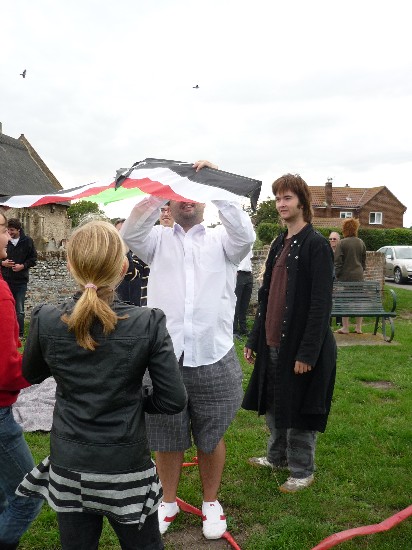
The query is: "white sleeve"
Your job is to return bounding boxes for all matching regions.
[212,200,255,265]
[120,196,168,264]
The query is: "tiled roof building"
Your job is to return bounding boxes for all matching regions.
[310,180,407,229]
[0,122,71,250]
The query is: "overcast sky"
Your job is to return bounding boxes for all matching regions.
[2,0,411,226]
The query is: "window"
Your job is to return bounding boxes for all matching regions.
[369,212,382,224]
[339,211,353,219]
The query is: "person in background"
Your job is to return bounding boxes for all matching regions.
[0,211,42,550]
[121,160,255,540]
[114,218,150,306]
[17,220,187,550]
[243,174,336,494]
[233,248,254,338]
[159,204,174,228]
[328,231,342,326]
[328,231,340,254]
[0,219,37,338]
[334,218,366,334]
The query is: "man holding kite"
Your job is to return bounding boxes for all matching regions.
[121,159,255,540]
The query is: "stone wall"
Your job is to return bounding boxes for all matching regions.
[24,249,385,319]
[249,249,385,305]
[3,204,72,252]
[25,251,77,317]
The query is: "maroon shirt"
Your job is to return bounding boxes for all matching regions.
[265,238,292,347]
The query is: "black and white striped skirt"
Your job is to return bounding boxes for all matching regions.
[16,456,162,526]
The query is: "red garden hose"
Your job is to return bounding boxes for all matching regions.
[311,504,412,549]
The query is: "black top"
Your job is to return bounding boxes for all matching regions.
[1,230,37,284]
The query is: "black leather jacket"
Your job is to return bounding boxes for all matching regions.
[22,297,187,473]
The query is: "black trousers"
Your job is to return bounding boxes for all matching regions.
[57,510,164,550]
[233,271,253,334]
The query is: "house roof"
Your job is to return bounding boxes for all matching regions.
[0,131,62,196]
[310,185,406,211]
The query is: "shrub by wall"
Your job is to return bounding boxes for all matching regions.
[315,226,412,250]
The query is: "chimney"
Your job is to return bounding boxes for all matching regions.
[325,178,333,217]
[0,122,2,134]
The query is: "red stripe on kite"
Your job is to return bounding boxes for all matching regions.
[120,177,191,201]
[28,183,117,207]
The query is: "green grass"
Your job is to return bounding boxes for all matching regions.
[18,285,412,549]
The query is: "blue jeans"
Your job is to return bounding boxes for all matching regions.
[7,283,27,337]
[0,407,43,545]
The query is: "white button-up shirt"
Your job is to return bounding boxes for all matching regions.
[121,197,255,367]
[237,250,253,272]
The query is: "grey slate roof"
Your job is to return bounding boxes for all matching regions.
[0,131,62,196]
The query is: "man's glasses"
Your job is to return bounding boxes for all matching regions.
[329,238,338,241]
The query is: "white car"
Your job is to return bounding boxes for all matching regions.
[377,245,412,284]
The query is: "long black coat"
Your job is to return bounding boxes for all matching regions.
[242,224,337,432]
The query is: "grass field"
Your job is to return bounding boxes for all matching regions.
[18,286,412,549]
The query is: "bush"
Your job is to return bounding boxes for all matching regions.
[257,222,282,245]
[313,226,412,250]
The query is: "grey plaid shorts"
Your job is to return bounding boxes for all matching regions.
[145,347,243,453]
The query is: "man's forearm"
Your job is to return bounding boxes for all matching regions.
[121,196,168,263]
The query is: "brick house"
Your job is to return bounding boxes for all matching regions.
[310,180,407,229]
[0,123,72,250]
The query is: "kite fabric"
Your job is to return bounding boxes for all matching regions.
[0,158,261,210]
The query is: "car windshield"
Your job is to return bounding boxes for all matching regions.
[395,248,412,260]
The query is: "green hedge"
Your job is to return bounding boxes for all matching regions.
[256,222,282,245]
[316,227,412,250]
[256,223,412,250]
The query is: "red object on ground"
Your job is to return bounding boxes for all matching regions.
[311,504,412,549]
[182,456,198,467]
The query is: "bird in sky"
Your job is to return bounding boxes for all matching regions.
[20,69,26,78]
[193,84,199,89]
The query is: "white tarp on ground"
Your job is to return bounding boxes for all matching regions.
[13,378,56,432]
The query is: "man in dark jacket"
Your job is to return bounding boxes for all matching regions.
[0,219,37,337]
[243,174,336,493]
[114,218,150,306]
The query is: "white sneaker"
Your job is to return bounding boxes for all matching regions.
[158,501,179,534]
[279,474,314,493]
[202,500,227,539]
[248,456,288,470]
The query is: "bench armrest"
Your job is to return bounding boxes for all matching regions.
[387,288,397,313]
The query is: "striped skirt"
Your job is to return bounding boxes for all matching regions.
[16,456,162,526]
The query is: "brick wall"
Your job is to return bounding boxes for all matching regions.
[358,188,406,228]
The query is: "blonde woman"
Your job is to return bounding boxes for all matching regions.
[17,221,187,550]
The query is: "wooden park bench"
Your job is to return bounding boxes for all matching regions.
[331,281,397,342]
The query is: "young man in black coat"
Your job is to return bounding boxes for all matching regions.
[0,219,37,337]
[243,174,336,493]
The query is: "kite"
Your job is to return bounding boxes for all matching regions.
[0,158,261,210]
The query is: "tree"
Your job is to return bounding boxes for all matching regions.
[67,200,106,227]
[252,198,279,227]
